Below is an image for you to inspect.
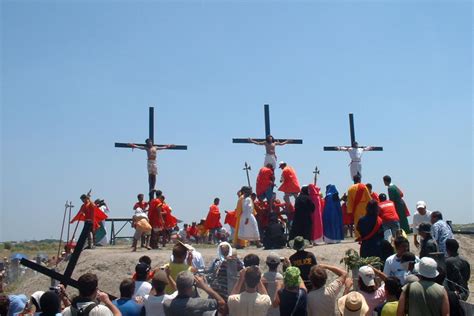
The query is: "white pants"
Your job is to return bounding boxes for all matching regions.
[350,161,361,179]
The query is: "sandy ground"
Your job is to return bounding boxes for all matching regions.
[10,235,474,304]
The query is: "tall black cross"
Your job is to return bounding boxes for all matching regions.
[232,104,303,144]
[115,107,188,150]
[115,107,187,200]
[323,113,383,151]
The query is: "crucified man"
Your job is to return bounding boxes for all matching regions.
[129,138,174,198]
[248,135,289,169]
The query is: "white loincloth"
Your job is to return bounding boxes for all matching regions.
[264,154,277,169]
[147,159,158,175]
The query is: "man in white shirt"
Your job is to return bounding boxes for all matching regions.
[383,236,411,285]
[62,273,120,316]
[228,266,272,316]
[412,201,432,248]
[307,264,351,316]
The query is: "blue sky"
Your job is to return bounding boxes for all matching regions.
[1,1,472,241]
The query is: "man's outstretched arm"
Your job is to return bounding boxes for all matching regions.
[128,143,146,150]
[248,138,265,145]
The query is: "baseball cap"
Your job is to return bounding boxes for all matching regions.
[337,292,369,316]
[135,262,150,275]
[358,266,375,286]
[415,257,439,279]
[416,201,426,209]
[266,253,280,265]
[279,161,286,166]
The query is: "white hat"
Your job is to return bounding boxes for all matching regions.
[279,161,286,166]
[358,266,375,286]
[415,257,439,279]
[337,292,369,316]
[416,201,427,209]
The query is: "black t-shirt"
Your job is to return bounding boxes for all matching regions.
[278,288,307,316]
[289,251,317,288]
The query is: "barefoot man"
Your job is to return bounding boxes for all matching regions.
[129,139,174,199]
[248,135,288,169]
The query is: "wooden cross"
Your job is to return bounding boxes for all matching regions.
[115,107,188,150]
[243,162,251,187]
[115,107,187,200]
[232,104,303,144]
[313,166,320,185]
[19,222,116,298]
[323,113,383,151]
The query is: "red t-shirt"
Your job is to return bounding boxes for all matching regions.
[378,200,400,223]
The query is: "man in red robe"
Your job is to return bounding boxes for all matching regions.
[366,183,380,202]
[278,161,301,211]
[205,198,222,244]
[148,190,164,249]
[159,195,178,246]
[71,194,108,249]
[133,193,148,211]
[256,163,275,205]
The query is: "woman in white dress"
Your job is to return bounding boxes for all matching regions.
[237,186,262,246]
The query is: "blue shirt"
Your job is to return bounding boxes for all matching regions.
[431,220,453,255]
[112,298,142,316]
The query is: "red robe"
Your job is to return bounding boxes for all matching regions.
[278,166,300,193]
[254,200,270,229]
[370,192,380,203]
[71,201,108,230]
[188,225,198,238]
[224,210,237,228]
[205,204,222,229]
[162,203,178,229]
[148,199,164,229]
[256,167,274,197]
[134,201,148,210]
[342,202,354,225]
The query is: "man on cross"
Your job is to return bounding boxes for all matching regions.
[129,139,174,196]
[248,135,289,169]
[336,142,374,179]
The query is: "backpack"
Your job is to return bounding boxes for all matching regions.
[70,303,98,316]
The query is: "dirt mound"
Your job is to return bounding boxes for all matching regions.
[10,235,474,304]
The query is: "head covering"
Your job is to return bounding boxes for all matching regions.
[176,271,194,290]
[30,291,44,311]
[289,236,310,251]
[358,266,375,286]
[217,241,232,261]
[283,266,300,288]
[415,257,439,279]
[135,262,150,275]
[416,201,426,209]
[279,161,286,166]
[7,294,28,315]
[337,292,369,316]
[266,253,280,265]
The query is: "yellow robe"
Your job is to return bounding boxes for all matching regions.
[347,183,371,238]
[232,196,246,247]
